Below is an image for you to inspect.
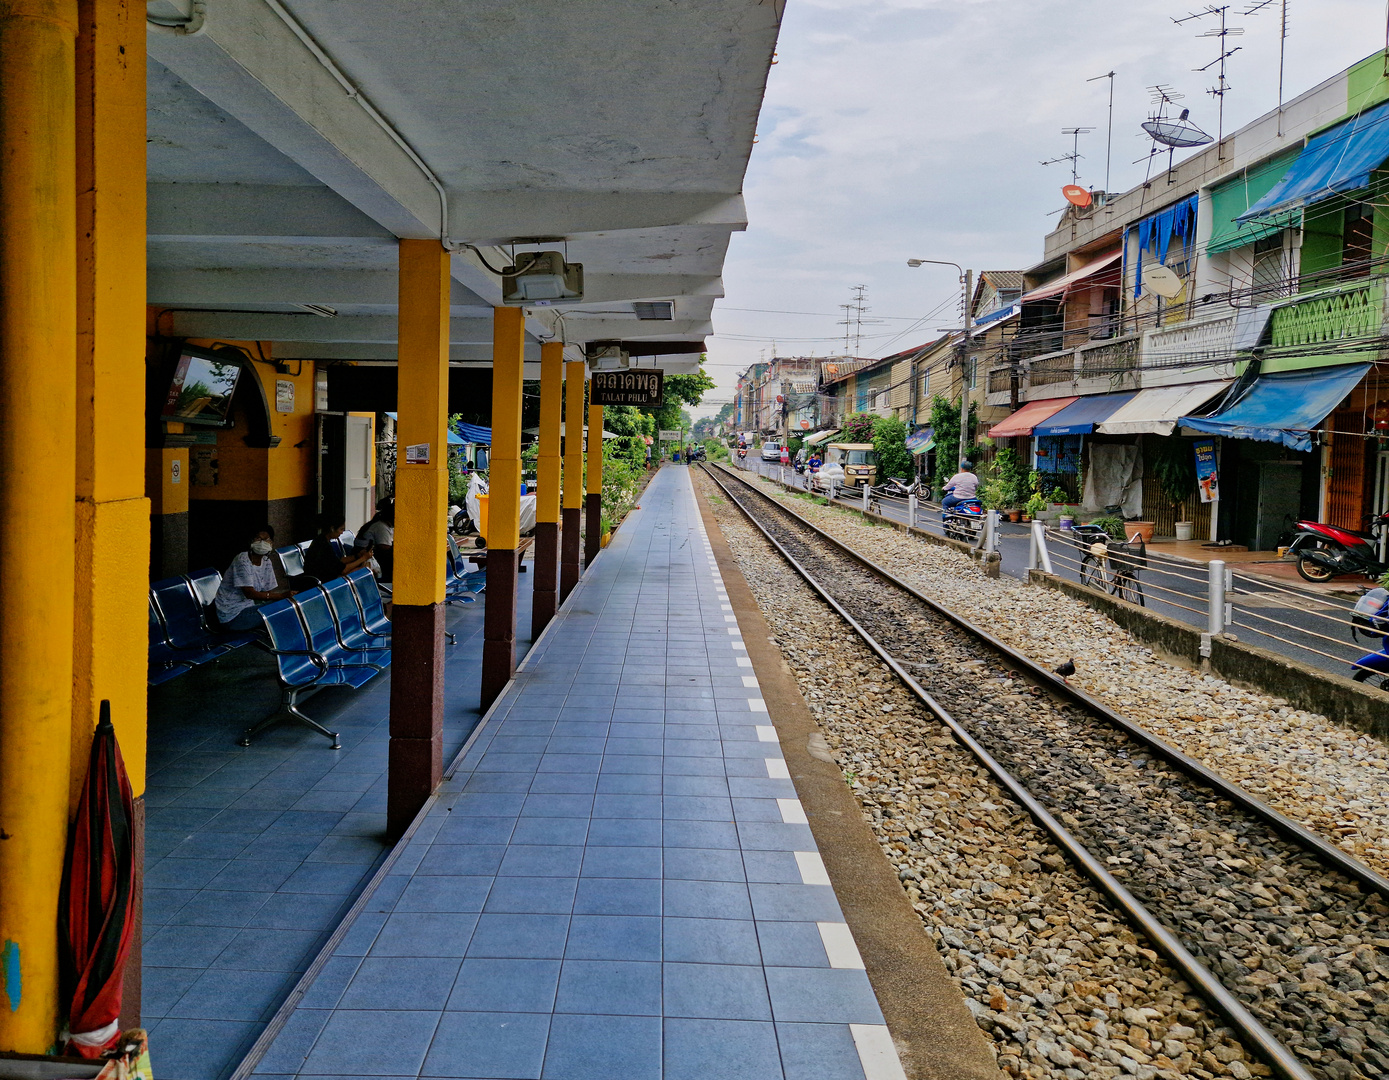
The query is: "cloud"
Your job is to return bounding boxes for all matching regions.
[697,0,1384,414]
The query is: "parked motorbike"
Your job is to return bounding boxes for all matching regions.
[880,476,923,498]
[1286,512,1389,583]
[942,497,985,543]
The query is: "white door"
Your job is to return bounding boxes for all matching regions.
[1374,450,1389,561]
[345,413,374,533]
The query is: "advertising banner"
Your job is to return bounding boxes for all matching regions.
[1193,439,1219,502]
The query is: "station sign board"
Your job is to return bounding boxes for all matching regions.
[658,429,681,442]
[590,369,663,407]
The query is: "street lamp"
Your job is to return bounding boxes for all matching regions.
[908,259,973,468]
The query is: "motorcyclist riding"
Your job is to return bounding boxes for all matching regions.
[941,460,979,514]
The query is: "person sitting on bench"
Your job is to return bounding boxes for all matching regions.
[354,498,395,583]
[214,526,297,632]
[304,513,375,584]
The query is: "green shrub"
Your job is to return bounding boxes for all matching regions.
[1087,515,1127,540]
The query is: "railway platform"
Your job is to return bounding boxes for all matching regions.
[234,466,955,1080]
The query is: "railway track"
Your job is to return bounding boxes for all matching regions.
[703,462,1389,1080]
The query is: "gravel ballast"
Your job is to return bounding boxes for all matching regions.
[741,469,1389,879]
[694,468,1267,1080]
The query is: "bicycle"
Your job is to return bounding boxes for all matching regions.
[1071,525,1146,607]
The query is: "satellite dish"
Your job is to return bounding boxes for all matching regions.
[1145,264,1185,299]
[1141,108,1213,148]
[1063,185,1093,208]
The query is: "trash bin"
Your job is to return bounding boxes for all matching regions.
[475,492,489,543]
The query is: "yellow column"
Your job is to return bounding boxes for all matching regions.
[585,402,604,565]
[531,342,562,636]
[560,359,585,599]
[0,0,78,1050]
[387,238,449,838]
[481,306,524,707]
[73,0,148,810]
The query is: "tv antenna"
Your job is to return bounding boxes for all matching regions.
[1086,71,1116,195]
[838,285,881,355]
[1241,0,1289,135]
[1175,5,1244,152]
[1040,127,1095,185]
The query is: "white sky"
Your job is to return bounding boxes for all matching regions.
[696,0,1387,418]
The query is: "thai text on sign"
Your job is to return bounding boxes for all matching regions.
[590,369,664,407]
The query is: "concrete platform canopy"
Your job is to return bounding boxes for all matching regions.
[145,0,781,368]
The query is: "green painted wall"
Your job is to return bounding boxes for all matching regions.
[1299,202,1344,282]
[1347,51,1389,117]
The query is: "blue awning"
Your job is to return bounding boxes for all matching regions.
[1032,392,1138,436]
[1179,363,1370,452]
[1239,99,1389,223]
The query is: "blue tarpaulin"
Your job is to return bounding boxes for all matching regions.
[1239,99,1389,223]
[386,414,490,445]
[454,422,491,445]
[1032,392,1137,436]
[1179,363,1370,452]
[1132,195,1198,300]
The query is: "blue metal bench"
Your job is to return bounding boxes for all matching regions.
[148,598,193,685]
[148,572,257,684]
[345,568,392,638]
[241,586,391,748]
[322,575,388,651]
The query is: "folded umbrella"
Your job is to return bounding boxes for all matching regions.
[60,701,136,1058]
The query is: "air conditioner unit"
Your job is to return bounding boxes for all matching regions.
[501,250,584,304]
[588,345,629,372]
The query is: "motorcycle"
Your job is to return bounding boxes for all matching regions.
[880,476,923,498]
[942,497,985,543]
[1287,512,1389,583]
[1349,588,1389,689]
[736,447,748,462]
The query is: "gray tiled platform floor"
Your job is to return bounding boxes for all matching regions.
[142,573,533,1080]
[246,468,902,1080]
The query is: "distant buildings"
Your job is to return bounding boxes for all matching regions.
[738,49,1389,549]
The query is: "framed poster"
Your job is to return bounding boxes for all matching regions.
[590,369,663,407]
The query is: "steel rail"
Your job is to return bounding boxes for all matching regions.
[708,463,1389,902]
[701,463,1314,1080]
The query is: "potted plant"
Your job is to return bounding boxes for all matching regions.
[1150,437,1199,541]
[600,513,614,548]
[1023,491,1047,523]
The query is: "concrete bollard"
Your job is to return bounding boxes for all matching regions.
[908,493,917,529]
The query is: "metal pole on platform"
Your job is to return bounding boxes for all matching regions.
[1031,520,1053,574]
[1208,560,1227,635]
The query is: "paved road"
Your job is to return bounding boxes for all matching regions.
[730,457,1381,684]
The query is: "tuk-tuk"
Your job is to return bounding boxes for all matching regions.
[824,443,877,489]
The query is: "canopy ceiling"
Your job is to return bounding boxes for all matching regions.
[145,0,782,371]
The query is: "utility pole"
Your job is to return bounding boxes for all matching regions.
[959,269,973,467]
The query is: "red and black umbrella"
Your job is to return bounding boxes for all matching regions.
[59,700,136,1059]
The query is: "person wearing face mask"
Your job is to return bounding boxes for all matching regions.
[214,525,295,632]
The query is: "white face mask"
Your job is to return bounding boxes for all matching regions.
[249,540,273,556]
